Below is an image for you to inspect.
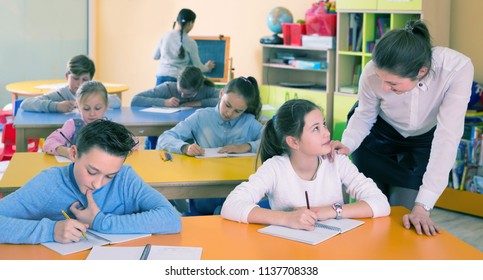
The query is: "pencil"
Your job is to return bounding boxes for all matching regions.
[305,191,310,210]
[56,91,66,100]
[166,84,174,97]
[139,244,151,260]
[191,131,199,145]
[61,210,88,240]
[59,131,74,146]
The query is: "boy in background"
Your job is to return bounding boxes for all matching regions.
[20,54,121,113]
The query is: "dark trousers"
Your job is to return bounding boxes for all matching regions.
[348,102,435,196]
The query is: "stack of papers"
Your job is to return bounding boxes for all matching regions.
[87,245,203,260]
[140,107,192,114]
[195,148,256,158]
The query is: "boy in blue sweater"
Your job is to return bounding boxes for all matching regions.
[0,119,181,244]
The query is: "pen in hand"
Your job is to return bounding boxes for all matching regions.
[59,131,74,146]
[140,244,151,260]
[56,91,66,101]
[305,191,310,210]
[61,210,88,240]
[191,131,199,145]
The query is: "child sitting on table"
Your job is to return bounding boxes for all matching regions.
[131,65,219,150]
[20,54,120,113]
[0,119,181,244]
[221,99,390,230]
[43,81,126,159]
[157,76,264,216]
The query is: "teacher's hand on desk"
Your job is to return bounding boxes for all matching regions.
[403,206,441,236]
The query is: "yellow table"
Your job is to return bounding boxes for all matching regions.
[0,207,481,260]
[6,79,129,105]
[0,150,258,199]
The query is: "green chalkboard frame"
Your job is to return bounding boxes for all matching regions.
[193,36,231,83]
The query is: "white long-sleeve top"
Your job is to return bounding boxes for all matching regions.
[341,47,474,208]
[221,154,390,223]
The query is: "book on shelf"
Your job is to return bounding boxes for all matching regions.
[86,245,203,260]
[258,218,365,245]
[339,85,358,94]
[41,230,151,255]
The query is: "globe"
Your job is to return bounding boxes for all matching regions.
[266,7,293,34]
[260,7,293,44]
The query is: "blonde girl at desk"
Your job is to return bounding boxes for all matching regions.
[221,99,390,230]
[153,8,214,86]
[43,81,120,159]
[157,76,264,215]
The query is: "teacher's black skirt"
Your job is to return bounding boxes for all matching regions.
[348,105,435,193]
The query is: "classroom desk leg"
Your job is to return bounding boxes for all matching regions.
[15,127,28,152]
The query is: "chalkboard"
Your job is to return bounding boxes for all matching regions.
[193,36,230,83]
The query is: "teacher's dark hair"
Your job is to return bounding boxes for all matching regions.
[75,119,138,159]
[372,20,432,80]
[174,8,196,59]
[258,99,321,164]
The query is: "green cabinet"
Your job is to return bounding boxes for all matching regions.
[261,44,335,132]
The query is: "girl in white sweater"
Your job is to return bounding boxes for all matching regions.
[221,99,390,230]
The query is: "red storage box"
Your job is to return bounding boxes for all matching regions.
[282,23,307,46]
[306,12,336,36]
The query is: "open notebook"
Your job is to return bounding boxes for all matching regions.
[195,148,256,158]
[41,230,151,255]
[87,245,203,260]
[258,218,365,245]
[140,107,192,114]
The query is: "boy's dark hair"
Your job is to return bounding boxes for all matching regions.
[223,76,262,120]
[178,66,214,91]
[75,119,137,159]
[67,54,96,78]
[258,99,321,163]
[174,8,197,59]
[372,20,432,80]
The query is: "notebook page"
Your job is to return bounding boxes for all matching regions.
[316,219,365,233]
[195,148,256,158]
[258,225,339,245]
[87,246,203,260]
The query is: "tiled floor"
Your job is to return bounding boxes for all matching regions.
[431,207,483,251]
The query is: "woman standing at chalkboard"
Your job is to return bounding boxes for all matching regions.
[153,8,215,86]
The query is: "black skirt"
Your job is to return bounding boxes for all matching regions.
[349,103,436,191]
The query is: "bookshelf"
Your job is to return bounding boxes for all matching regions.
[261,44,335,132]
[333,0,450,123]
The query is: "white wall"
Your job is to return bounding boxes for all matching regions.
[0,0,88,108]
